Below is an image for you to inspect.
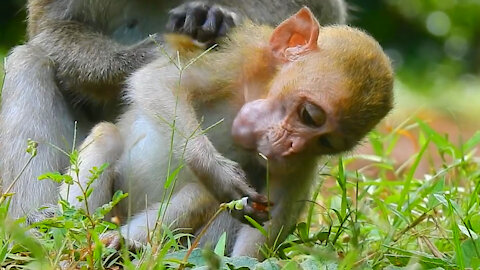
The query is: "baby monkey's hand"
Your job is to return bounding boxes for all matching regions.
[227,196,272,226]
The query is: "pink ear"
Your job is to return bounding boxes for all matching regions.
[269,7,320,62]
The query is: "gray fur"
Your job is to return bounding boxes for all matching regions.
[0,0,346,219]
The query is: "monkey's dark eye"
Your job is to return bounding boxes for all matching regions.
[299,102,326,127]
[318,135,347,152]
[318,136,333,149]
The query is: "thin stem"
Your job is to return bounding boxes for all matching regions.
[0,155,35,204]
[178,205,226,270]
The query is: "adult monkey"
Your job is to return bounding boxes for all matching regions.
[0,0,347,219]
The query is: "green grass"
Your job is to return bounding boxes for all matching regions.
[1,114,479,269]
[1,54,480,269]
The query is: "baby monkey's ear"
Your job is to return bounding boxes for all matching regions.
[269,7,320,62]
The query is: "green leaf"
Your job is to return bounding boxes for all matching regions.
[297,222,309,242]
[244,215,267,237]
[368,131,384,156]
[472,257,480,270]
[1,193,14,198]
[94,191,128,218]
[165,249,206,268]
[454,238,480,268]
[471,214,480,233]
[37,172,72,184]
[385,246,454,268]
[224,256,258,269]
[281,261,300,270]
[417,119,458,156]
[397,137,430,214]
[51,228,65,251]
[336,157,348,218]
[331,208,343,224]
[214,232,227,256]
[463,131,480,152]
[256,258,282,270]
[164,164,184,189]
[0,242,9,264]
[111,190,128,205]
[315,231,330,242]
[86,163,109,187]
[69,150,79,164]
[448,198,465,269]
[63,174,73,184]
[432,193,448,207]
[300,257,327,270]
[85,187,93,198]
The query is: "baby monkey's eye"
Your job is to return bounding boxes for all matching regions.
[299,102,326,127]
[318,136,333,149]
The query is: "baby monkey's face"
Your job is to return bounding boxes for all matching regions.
[232,58,353,165]
[232,8,393,168]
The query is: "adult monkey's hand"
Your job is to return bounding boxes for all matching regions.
[166,2,240,45]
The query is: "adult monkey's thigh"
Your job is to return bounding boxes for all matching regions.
[0,44,74,218]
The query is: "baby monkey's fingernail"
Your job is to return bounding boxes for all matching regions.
[251,201,269,212]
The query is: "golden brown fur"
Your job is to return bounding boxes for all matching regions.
[63,8,393,258]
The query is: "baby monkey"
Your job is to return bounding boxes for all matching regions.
[61,8,393,257]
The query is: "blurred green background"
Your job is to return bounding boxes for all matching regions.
[352,0,480,94]
[0,0,26,56]
[1,0,479,119]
